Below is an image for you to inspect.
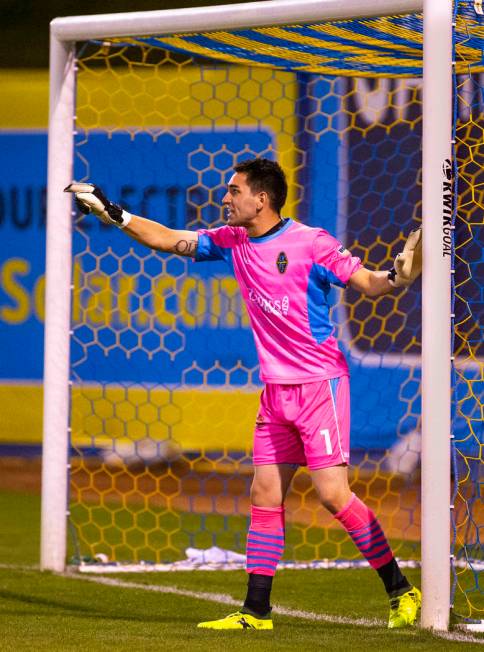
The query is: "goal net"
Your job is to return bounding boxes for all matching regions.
[44,0,483,627]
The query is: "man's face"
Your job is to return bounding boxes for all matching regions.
[222,172,261,227]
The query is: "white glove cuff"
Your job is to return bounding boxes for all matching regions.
[117,210,132,229]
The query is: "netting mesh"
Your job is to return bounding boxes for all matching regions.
[67,5,482,624]
[451,68,484,621]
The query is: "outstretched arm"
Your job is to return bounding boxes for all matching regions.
[64,182,198,257]
[123,216,198,256]
[349,228,422,297]
[349,268,392,297]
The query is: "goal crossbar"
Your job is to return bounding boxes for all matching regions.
[50,0,423,41]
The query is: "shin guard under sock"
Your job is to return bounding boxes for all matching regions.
[244,505,284,616]
[246,504,285,576]
[334,493,394,571]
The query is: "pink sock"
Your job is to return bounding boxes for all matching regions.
[334,493,394,569]
[246,505,285,576]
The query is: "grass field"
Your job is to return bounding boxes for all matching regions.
[0,488,483,651]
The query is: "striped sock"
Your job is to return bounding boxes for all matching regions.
[246,505,285,576]
[334,493,394,570]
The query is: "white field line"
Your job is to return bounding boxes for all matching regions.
[65,573,382,627]
[63,573,484,644]
[437,631,484,645]
[0,565,481,644]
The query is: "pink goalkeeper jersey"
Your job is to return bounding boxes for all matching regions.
[195,219,362,383]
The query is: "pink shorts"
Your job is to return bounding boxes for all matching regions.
[253,377,350,470]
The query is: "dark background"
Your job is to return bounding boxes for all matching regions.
[0,0,256,68]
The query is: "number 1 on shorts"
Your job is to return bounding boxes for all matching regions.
[320,428,333,455]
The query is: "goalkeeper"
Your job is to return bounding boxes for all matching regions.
[65,157,422,631]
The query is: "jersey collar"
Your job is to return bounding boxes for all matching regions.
[248,218,293,243]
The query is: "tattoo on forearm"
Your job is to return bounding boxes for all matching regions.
[174,239,198,256]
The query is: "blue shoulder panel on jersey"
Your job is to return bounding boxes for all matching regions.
[195,232,232,264]
[307,263,345,343]
[314,262,347,289]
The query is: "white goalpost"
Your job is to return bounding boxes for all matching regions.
[421,0,452,631]
[42,0,453,632]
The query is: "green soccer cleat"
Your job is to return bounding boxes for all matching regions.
[388,586,421,628]
[197,610,273,630]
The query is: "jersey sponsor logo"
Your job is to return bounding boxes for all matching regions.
[276,251,288,273]
[248,288,289,316]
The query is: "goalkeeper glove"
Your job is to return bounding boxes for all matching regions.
[64,182,132,228]
[388,227,422,288]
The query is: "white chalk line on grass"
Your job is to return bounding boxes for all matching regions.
[70,573,381,628]
[0,565,481,644]
[64,573,484,645]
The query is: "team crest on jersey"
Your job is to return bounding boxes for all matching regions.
[276,251,288,274]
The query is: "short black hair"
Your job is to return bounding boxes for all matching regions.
[234,158,288,214]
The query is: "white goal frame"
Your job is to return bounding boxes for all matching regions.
[42,0,452,631]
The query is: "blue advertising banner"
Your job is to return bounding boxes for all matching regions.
[0,125,415,449]
[0,110,426,449]
[0,75,476,456]
[0,132,47,379]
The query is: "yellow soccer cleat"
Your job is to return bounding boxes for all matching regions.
[197,610,273,630]
[388,587,421,628]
